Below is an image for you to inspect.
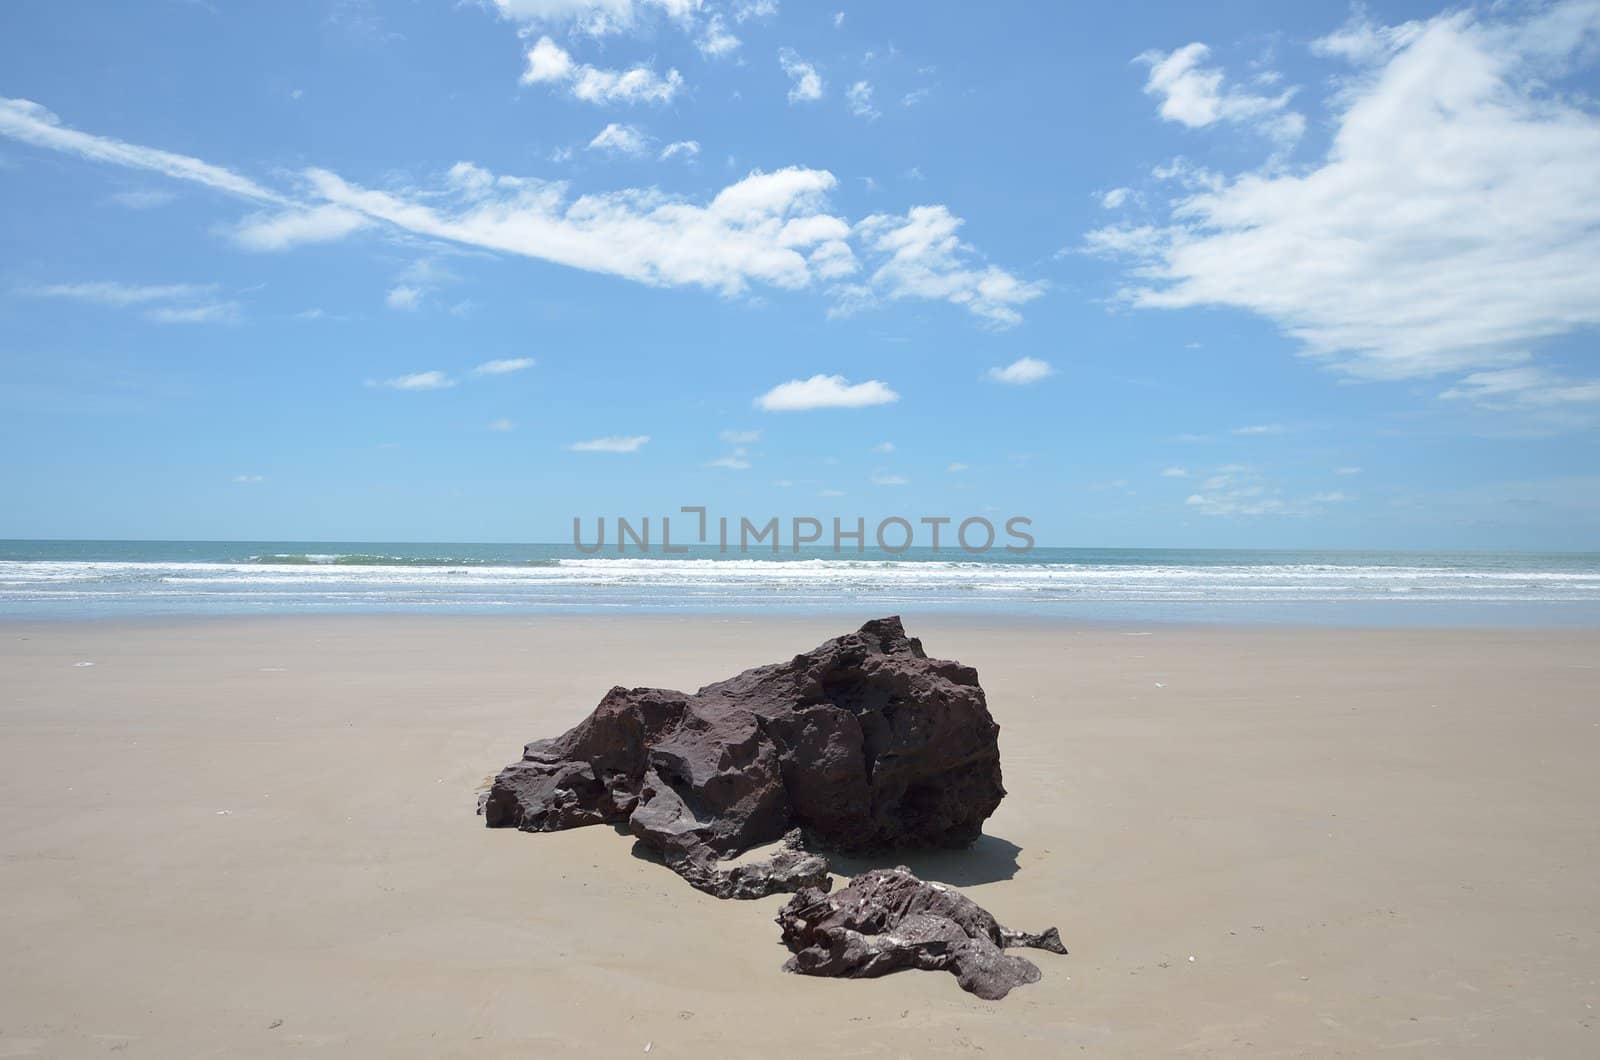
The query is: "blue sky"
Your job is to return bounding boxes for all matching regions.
[1,0,1597,549]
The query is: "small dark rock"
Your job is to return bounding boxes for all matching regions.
[776,867,1066,999]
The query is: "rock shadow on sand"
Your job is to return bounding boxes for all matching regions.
[819,833,1024,887]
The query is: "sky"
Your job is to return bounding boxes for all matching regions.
[1,0,1598,550]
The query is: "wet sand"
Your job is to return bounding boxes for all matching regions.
[0,615,1596,1057]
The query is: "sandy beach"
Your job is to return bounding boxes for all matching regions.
[0,614,1596,1058]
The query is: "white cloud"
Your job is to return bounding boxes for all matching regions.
[146,302,239,324]
[522,36,683,105]
[4,101,1037,328]
[779,48,824,103]
[569,434,650,452]
[720,429,761,443]
[487,418,516,431]
[1184,464,1353,517]
[17,281,215,306]
[946,462,967,472]
[987,356,1054,385]
[1440,366,1600,426]
[1092,2,1600,404]
[756,374,899,411]
[1335,466,1362,475]
[842,206,1044,326]
[833,11,843,29]
[697,13,739,57]
[385,285,422,311]
[473,357,536,375]
[735,0,777,23]
[871,472,908,486]
[846,81,880,120]
[659,139,700,161]
[871,441,895,453]
[1161,467,1188,477]
[309,163,856,298]
[18,280,239,324]
[1233,423,1285,435]
[490,0,692,37]
[229,204,370,251]
[232,474,264,484]
[587,122,649,155]
[819,488,845,497]
[369,370,457,391]
[110,189,174,209]
[1137,42,1304,143]
[706,448,752,469]
[0,96,284,203]
[1099,187,1131,209]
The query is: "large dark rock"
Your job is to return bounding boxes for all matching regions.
[776,867,1066,999]
[480,617,1006,897]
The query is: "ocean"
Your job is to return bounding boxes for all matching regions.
[3,540,1599,626]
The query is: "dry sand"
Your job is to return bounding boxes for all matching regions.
[0,614,1596,1058]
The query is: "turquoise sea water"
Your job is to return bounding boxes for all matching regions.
[3,540,1600,626]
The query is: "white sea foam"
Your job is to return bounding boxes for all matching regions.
[3,556,1599,614]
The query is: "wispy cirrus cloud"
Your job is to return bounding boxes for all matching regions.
[16,280,238,323]
[1183,464,1352,517]
[17,281,214,306]
[568,434,650,452]
[366,370,456,391]
[473,357,536,375]
[0,97,283,203]
[0,97,1041,327]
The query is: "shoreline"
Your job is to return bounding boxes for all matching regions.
[6,605,1600,634]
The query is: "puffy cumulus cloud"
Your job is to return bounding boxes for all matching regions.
[987,357,1054,385]
[385,285,422,311]
[734,0,777,22]
[587,121,649,155]
[1138,42,1304,143]
[490,0,694,37]
[846,80,880,120]
[521,36,683,104]
[697,13,739,57]
[1089,1,1600,418]
[659,139,700,161]
[756,374,899,411]
[228,204,370,251]
[1099,187,1131,209]
[841,205,1045,326]
[779,48,824,102]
